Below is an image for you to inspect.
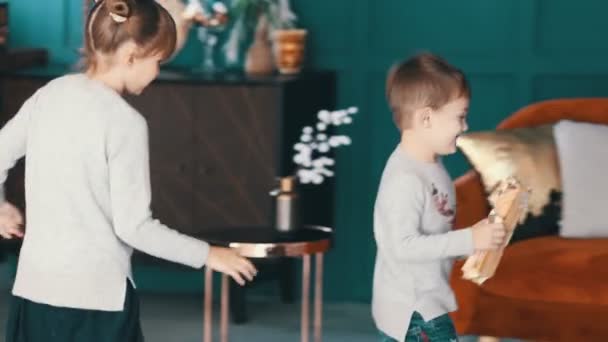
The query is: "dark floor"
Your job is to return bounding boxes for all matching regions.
[0,263,523,341]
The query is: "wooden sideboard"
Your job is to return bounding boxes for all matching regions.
[0,65,336,237]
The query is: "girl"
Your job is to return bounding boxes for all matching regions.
[0,0,257,341]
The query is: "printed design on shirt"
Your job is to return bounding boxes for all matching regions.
[431,183,455,220]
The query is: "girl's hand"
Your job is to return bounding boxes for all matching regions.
[206,246,257,286]
[0,202,24,239]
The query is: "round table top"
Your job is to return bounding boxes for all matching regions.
[197,225,333,258]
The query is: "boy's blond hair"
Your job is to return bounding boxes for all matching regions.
[386,52,470,131]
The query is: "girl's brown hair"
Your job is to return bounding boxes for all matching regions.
[83,0,177,71]
[386,52,470,131]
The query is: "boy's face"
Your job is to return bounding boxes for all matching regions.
[426,96,469,156]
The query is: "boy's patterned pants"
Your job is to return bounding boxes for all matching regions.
[379,311,459,342]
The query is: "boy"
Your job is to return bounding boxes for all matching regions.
[373,52,506,342]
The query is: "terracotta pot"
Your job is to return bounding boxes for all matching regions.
[272,29,307,75]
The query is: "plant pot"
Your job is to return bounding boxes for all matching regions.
[272,29,307,75]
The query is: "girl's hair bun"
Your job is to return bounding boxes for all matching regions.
[105,0,131,20]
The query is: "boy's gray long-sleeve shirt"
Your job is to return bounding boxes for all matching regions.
[0,74,210,311]
[372,145,474,341]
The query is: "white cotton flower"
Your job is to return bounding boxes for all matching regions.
[297,170,312,184]
[328,135,352,147]
[292,106,356,185]
[328,138,339,147]
[312,175,324,184]
[332,113,346,125]
[294,143,312,154]
[331,135,351,145]
[294,150,312,166]
[318,110,331,123]
[317,143,330,153]
[317,168,334,177]
[312,158,328,168]
[318,157,334,165]
[329,111,340,122]
[332,110,346,120]
[293,154,306,165]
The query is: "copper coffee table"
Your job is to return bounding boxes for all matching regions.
[199,225,333,342]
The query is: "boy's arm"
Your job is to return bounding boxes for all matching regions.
[107,113,210,269]
[375,172,474,262]
[0,92,38,203]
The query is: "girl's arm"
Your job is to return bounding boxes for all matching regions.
[107,112,210,269]
[0,91,39,203]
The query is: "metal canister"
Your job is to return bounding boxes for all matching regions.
[271,176,299,232]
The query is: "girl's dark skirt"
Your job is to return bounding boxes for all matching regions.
[5,281,144,342]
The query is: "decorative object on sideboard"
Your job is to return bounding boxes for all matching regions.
[182,0,230,73]
[157,0,192,59]
[269,176,299,232]
[244,14,274,75]
[225,0,302,73]
[272,27,306,74]
[293,107,357,185]
[269,107,357,233]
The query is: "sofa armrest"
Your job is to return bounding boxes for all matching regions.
[453,171,491,230]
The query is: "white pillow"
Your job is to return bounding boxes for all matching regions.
[554,120,608,238]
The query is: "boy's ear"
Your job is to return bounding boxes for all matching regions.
[414,107,432,128]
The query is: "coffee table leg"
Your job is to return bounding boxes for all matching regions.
[301,254,311,342]
[204,267,213,342]
[314,253,324,342]
[220,274,230,342]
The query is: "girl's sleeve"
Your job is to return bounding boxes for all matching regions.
[0,91,39,203]
[107,112,210,269]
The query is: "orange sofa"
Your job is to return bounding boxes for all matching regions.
[449,98,608,341]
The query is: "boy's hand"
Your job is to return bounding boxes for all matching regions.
[0,202,24,239]
[471,217,506,251]
[206,246,257,286]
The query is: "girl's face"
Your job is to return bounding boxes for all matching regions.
[123,53,162,95]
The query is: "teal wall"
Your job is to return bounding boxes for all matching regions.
[8,0,608,302]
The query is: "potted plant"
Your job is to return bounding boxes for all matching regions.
[270,106,358,232]
[224,0,306,74]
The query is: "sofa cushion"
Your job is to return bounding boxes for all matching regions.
[554,120,608,238]
[480,236,608,305]
[456,125,561,243]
